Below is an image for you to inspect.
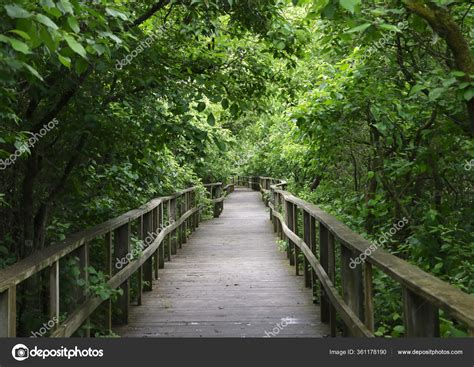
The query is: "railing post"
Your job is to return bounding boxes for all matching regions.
[319,224,330,323]
[302,211,311,289]
[170,197,177,255]
[0,285,16,337]
[285,200,295,266]
[104,232,113,332]
[166,200,172,260]
[364,263,375,332]
[340,244,365,336]
[49,260,60,332]
[293,205,300,276]
[328,232,337,337]
[158,203,165,270]
[77,243,90,336]
[113,222,130,326]
[182,194,188,244]
[309,216,318,304]
[403,288,439,336]
[142,211,153,291]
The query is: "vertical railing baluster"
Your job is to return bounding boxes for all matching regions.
[158,203,165,269]
[142,211,153,292]
[170,197,177,255]
[364,262,375,332]
[49,261,59,333]
[113,222,130,326]
[302,211,311,289]
[328,232,337,336]
[403,288,439,337]
[340,244,364,336]
[293,204,300,276]
[319,224,330,323]
[0,286,16,337]
[104,232,112,332]
[285,200,294,265]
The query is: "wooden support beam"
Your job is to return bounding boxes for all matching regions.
[49,261,60,331]
[319,224,330,323]
[170,198,177,255]
[142,211,153,292]
[364,262,375,333]
[0,285,16,337]
[104,232,112,332]
[285,200,295,266]
[113,222,130,326]
[403,287,440,337]
[293,205,300,276]
[303,211,312,288]
[158,204,165,269]
[340,244,365,336]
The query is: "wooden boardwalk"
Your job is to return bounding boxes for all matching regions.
[117,187,329,337]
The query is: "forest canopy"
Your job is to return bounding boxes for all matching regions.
[0,0,473,337]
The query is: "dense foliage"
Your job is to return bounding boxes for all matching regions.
[0,0,472,337]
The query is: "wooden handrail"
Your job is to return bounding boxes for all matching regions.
[0,182,234,337]
[245,176,474,337]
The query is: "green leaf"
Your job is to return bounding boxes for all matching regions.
[0,35,30,54]
[4,4,32,18]
[207,113,215,126]
[221,98,229,109]
[67,16,80,33]
[9,29,31,40]
[35,14,59,30]
[346,23,371,33]
[22,62,44,81]
[57,0,74,14]
[464,88,474,101]
[339,0,361,13]
[429,87,445,101]
[64,34,87,59]
[197,102,206,112]
[105,7,128,21]
[57,53,71,68]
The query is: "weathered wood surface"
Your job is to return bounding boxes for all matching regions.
[116,188,329,337]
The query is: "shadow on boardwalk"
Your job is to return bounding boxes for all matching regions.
[117,188,329,337]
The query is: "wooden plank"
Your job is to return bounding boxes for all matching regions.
[49,261,59,330]
[309,215,319,303]
[51,206,201,337]
[340,244,364,336]
[270,208,373,337]
[303,211,311,289]
[77,243,90,336]
[403,287,440,337]
[364,262,375,332]
[0,286,16,337]
[158,204,165,269]
[116,188,329,338]
[285,201,295,266]
[170,198,177,255]
[142,211,153,292]
[293,205,300,276]
[328,232,337,337]
[104,232,112,332]
[273,188,474,329]
[113,222,130,326]
[319,224,330,323]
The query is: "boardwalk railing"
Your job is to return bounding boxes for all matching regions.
[0,182,233,337]
[238,175,474,337]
